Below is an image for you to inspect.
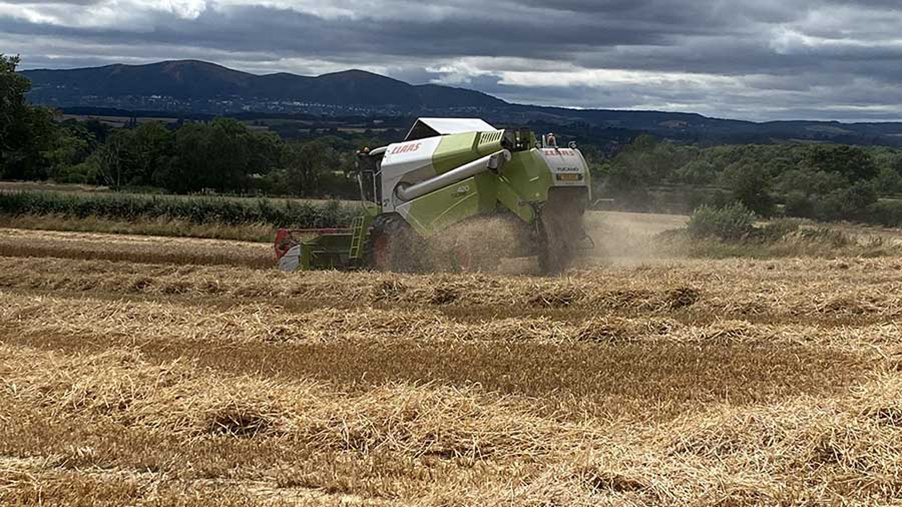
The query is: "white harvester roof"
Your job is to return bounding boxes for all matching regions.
[404,118,496,141]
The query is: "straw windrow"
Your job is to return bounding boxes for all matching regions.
[2,224,902,504]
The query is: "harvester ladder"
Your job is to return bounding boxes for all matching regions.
[349,215,367,260]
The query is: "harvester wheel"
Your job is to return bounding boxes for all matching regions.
[365,214,428,272]
[538,222,572,274]
[538,188,587,275]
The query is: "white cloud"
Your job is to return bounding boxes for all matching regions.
[0,0,208,28]
[496,68,736,89]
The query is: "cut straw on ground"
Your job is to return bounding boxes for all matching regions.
[3,220,902,504]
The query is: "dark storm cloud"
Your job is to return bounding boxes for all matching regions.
[4,0,902,120]
[2,4,666,59]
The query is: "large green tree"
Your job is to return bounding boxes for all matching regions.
[805,145,878,183]
[0,54,59,180]
[0,55,30,149]
[93,129,134,189]
[151,119,281,193]
[45,122,97,180]
[719,162,775,217]
[281,140,334,196]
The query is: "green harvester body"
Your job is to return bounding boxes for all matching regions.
[275,118,591,272]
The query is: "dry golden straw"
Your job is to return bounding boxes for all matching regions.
[2,222,902,505]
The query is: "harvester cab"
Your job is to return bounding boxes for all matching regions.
[275,118,592,274]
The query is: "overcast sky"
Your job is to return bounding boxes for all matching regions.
[3,0,902,121]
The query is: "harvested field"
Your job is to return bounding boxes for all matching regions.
[0,213,279,242]
[2,218,902,505]
[0,228,273,269]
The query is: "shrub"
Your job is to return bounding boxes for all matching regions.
[757,218,801,242]
[797,227,853,248]
[784,191,815,219]
[55,161,100,184]
[721,163,775,217]
[688,203,756,241]
[865,200,902,228]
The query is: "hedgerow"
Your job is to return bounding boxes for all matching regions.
[0,191,357,228]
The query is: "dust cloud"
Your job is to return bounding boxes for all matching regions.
[579,210,689,267]
[425,215,533,273]
[423,210,689,274]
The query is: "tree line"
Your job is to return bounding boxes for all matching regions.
[9,53,902,227]
[594,134,902,226]
[1,54,386,198]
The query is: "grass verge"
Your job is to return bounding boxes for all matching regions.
[0,214,278,243]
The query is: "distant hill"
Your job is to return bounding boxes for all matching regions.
[20,59,902,146]
[21,60,505,110]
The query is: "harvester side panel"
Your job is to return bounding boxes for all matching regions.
[431,132,480,174]
[500,150,555,203]
[391,146,587,238]
[495,177,536,223]
[380,136,444,213]
[382,129,509,214]
[394,175,491,237]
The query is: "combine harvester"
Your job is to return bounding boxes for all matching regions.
[274,118,591,274]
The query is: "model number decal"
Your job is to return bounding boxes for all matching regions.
[556,166,582,172]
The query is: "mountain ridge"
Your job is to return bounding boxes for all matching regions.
[20,59,902,146]
[22,59,506,109]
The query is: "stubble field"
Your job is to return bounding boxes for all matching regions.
[1,214,902,505]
